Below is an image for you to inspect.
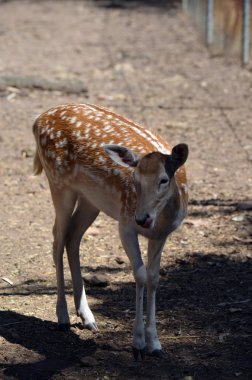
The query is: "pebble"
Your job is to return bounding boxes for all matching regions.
[84,273,109,287]
[115,256,125,265]
[80,356,98,367]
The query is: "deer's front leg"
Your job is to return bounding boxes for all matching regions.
[119,224,147,359]
[146,238,166,357]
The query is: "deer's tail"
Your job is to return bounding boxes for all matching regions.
[33,148,43,175]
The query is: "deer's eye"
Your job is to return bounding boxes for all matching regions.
[158,177,169,190]
[159,178,169,185]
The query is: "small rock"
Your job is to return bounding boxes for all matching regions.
[114,62,134,73]
[180,239,189,245]
[218,332,230,342]
[101,342,121,351]
[115,256,125,265]
[84,273,109,287]
[232,214,246,222]
[229,307,242,313]
[7,92,16,101]
[21,148,34,158]
[165,121,189,130]
[80,356,98,367]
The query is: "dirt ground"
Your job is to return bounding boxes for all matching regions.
[0,1,252,379]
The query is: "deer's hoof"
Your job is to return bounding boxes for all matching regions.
[85,322,98,331]
[151,349,165,359]
[132,346,146,361]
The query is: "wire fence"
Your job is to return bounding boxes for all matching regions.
[182,0,251,65]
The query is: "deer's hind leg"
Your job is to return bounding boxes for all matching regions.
[66,196,100,330]
[49,184,77,329]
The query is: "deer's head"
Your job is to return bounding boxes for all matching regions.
[103,144,188,228]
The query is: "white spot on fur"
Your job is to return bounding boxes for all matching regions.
[76,131,81,139]
[55,138,68,148]
[56,157,61,166]
[83,109,92,116]
[98,156,106,164]
[85,104,97,112]
[69,116,77,124]
[84,128,90,138]
[104,125,111,132]
[145,129,171,154]
[96,111,104,117]
[47,109,57,116]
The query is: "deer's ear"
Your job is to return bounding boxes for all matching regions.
[103,144,140,168]
[165,143,189,177]
[171,144,189,168]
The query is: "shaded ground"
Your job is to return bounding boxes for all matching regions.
[0,1,251,379]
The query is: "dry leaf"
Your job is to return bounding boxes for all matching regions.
[2,277,14,286]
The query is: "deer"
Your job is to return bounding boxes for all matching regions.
[33,103,189,359]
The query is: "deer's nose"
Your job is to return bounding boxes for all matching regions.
[135,214,153,228]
